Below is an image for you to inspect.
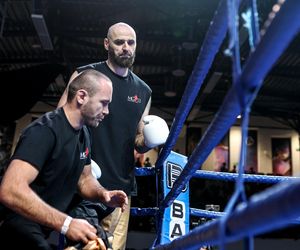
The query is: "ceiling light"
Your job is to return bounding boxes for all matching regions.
[164,90,177,97]
[31,14,53,50]
[172,45,186,77]
[182,42,198,50]
[172,68,186,77]
[164,80,177,97]
[32,44,42,49]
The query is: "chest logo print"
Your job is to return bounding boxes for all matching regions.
[128,95,141,104]
[80,147,89,160]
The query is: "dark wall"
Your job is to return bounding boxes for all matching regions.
[0,63,65,124]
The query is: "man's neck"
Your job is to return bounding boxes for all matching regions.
[63,105,82,130]
[106,60,128,77]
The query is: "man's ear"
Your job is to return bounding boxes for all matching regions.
[104,38,109,51]
[76,89,88,105]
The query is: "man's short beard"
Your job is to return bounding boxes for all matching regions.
[81,105,99,128]
[109,48,135,68]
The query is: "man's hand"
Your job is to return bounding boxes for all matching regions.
[101,190,128,212]
[66,218,98,244]
[82,238,107,250]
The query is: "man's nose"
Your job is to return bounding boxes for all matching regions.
[122,41,131,49]
[103,106,109,115]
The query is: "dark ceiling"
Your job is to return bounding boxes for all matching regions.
[1,0,300,128]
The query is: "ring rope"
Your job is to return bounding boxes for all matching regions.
[134,167,300,183]
[151,0,300,249]
[155,0,233,169]
[158,0,300,213]
[154,179,300,250]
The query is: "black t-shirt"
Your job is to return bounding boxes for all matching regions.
[10,108,91,212]
[77,62,152,195]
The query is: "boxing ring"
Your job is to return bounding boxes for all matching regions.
[131,0,300,249]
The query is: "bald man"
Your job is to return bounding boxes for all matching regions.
[0,69,128,250]
[58,23,153,250]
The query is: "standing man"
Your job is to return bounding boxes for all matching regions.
[0,69,128,250]
[58,22,169,249]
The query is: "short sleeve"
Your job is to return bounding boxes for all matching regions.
[12,125,55,171]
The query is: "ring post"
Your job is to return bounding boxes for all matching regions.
[160,151,189,244]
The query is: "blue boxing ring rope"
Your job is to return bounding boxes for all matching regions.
[131,0,300,249]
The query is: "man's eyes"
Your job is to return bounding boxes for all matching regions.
[113,39,135,46]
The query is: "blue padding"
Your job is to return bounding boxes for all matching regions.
[159,0,300,211]
[156,0,232,169]
[160,152,189,244]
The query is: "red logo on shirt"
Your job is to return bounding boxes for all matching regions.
[80,147,89,160]
[128,95,141,103]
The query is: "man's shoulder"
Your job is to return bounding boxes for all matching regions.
[129,70,152,93]
[31,108,66,133]
[77,61,106,72]
[23,113,56,139]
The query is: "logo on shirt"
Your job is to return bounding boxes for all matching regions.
[128,95,141,104]
[80,147,89,160]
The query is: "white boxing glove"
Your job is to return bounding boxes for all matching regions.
[143,115,169,148]
[91,159,102,179]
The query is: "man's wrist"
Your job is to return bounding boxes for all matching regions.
[97,187,108,202]
[61,216,73,235]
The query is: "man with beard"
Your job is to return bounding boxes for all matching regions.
[0,69,128,250]
[58,22,169,250]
